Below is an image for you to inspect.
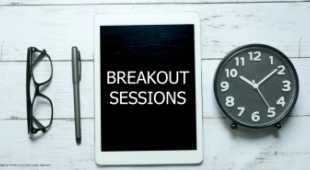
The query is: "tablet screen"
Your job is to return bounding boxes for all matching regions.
[101,25,196,151]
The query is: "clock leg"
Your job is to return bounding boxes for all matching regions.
[231,123,238,130]
[274,123,282,129]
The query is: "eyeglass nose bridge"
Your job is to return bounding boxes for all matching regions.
[34,85,41,96]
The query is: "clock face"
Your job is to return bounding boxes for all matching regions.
[213,44,299,128]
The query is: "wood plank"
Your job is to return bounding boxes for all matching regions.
[1,117,310,169]
[0,0,308,5]
[0,3,309,61]
[1,58,310,120]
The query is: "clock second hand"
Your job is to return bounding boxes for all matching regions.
[252,80,271,108]
[257,87,271,108]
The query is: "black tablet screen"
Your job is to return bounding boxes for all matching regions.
[100,25,196,151]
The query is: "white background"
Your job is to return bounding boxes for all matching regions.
[0,0,310,169]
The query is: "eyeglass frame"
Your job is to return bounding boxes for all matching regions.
[26,47,54,134]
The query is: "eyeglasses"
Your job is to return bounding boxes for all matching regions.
[26,47,54,134]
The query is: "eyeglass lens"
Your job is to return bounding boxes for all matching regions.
[32,51,52,84]
[32,96,52,128]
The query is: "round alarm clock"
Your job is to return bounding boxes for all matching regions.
[213,44,299,129]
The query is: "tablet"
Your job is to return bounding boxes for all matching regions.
[94,12,203,165]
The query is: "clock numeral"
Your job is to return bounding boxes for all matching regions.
[249,51,261,61]
[269,56,273,65]
[225,96,234,107]
[267,107,276,118]
[225,68,238,78]
[282,80,291,92]
[220,81,229,92]
[235,57,245,66]
[276,96,286,107]
[237,107,245,116]
[251,111,260,122]
[277,65,285,75]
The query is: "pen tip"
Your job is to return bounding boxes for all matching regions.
[76,137,81,144]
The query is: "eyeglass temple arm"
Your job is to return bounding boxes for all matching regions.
[32,50,47,69]
[32,116,45,129]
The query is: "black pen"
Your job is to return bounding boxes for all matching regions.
[72,47,82,144]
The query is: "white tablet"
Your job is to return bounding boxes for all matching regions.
[94,12,203,165]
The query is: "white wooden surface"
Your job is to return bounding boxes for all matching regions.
[1,1,310,170]
[1,0,309,5]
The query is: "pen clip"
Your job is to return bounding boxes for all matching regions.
[78,50,82,82]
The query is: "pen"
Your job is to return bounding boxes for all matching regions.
[72,47,82,144]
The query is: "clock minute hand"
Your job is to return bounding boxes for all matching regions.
[257,69,278,87]
[239,76,255,88]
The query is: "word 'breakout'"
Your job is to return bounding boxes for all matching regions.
[107,71,191,105]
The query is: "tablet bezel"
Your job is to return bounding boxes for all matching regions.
[94,12,203,165]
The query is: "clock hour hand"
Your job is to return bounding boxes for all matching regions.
[257,69,278,87]
[239,76,255,88]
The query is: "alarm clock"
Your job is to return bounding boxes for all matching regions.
[213,44,299,129]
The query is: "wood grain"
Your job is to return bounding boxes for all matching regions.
[1,117,309,169]
[0,3,309,61]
